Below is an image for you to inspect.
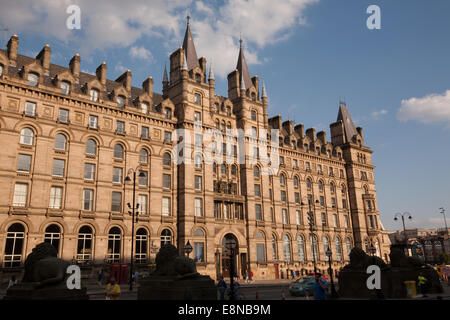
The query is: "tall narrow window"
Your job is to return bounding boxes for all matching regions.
[107,227,122,262]
[77,226,93,262]
[310,235,318,261]
[282,209,288,225]
[162,197,171,216]
[141,102,149,114]
[195,176,202,190]
[113,167,123,183]
[297,236,305,262]
[163,152,171,166]
[323,236,329,261]
[138,195,147,215]
[139,149,149,163]
[84,163,95,180]
[116,121,125,134]
[111,192,122,212]
[163,174,171,189]
[135,228,148,263]
[44,224,61,254]
[49,186,63,209]
[257,243,265,262]
[117,95,125,108]
[114,144,124,159]
[283,234,291,262]
[13,183,28,207]
[255,204,262,221]
[4,223,25,267]
[86,139,97,155]
[161,229,172,246]
[194,242,205,262]
[89,115,98,129]
[139,171,148,186]
[335,237,342,261]
[194,198,203,217]
[82,189,94,211]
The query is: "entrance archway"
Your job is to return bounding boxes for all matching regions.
[222,234,239,278]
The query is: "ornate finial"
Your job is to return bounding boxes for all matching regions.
[163,64,168,83]
[239,33,243,48]
[187,9,191,25]
[208,63,214,81]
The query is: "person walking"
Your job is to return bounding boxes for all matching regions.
[314,273,327,300]
[217,275,227,300]
[7,275,17,289]
[105,278,121,300]
[133,271,139,285]
[97,269,103,286]
[417,273,428,297]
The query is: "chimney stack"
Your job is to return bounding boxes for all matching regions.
[142,77,153,96]
[69,53,80,81]
[116,69,132,92]
[96,62,107,86]
[36,44,51,74]
[7,35,19,66]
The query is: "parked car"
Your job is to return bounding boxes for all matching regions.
[289,276,328,297]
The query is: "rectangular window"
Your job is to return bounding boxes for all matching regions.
[138,194,147,215]
[60,81,70,94]
[90,89,99,102]
[163,174,171,189]
[141,126,149,139]
[83,189,93,211]
[25,102,36,116]
[308,194,312,206]
[331,197,336,208]
[369,215,374,228]
[164,131,172,143]
[257,244,265,263]
[329,167,334,176]
[305,162,311,171]
[281,190,286,203]
[139,171,148,186]
[89,115,98,128]
[116,121,125,134]
[195,176,202,190]
[318,164,323,174]
[84,163,95,180]
[321,213,327,226]
[194,94,201,105]
[49,186,63,209]
[194,242,204,262]
[254,184,261,197]
[295,192,300,204]
[293,159,298,168]
[214,202,220,219]
[194,111,201,124]
[279,156,285,166]
[113,167,123,183]
[333,214,338,227]
[344,215,349,228]
[195,198,203,217]
[17,154,32,172]
[255,204,262,221]
[342,199,347,209]
[320,196,325,207]
[162,197,171,216]
[111,192,122,212]
[251,126,257,137]
[13,183,28,207]
[58,109,69,123]
[340,169,344,178]
[195,134,202,147]
[296,210,301,225]
[282,209,288,225]
[52,159,65,177]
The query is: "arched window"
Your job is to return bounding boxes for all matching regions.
[44,224,61,254]
[60,81,70,94]
[310,235,318,261]
[107,227,122,263]
[55,133,67,150]
[280,174,286,186]
[28,72,39,86]
[4,223,26,267]
[193,229,206,262]
[194,229,205,237]
[77,226,93,263]
[215,119,220,129]
[20,128,34,145]
[297,235,305,262]
[139,149,149,163]
[226,106,231,116]
[86,139,97,155]
[330,182,335,194]
[306,178,312,190]
[341,185,346,196]
[283,234,291,262]
[363,185,369,194]
[135,228,148,263]
[231,164,237,176]
[251,110,257,121]
[194,154,202,169]
[345,237,352,259]
[335,237,342,261]
[318,180,324,191]
[163,152,171,166]
[323,236,329,261]
[221,164,226,175]
[113,144,124,159]
[254,166,260,178]
[294,176,299,188]
[161,229,172,246]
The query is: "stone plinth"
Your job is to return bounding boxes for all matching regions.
[3,283,89,300]
[138,275,217,300]
[338,270,390,299]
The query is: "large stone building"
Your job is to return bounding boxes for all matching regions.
[0,20,390,280]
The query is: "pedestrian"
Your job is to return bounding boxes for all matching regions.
[105,277,121,300]
[7,275,17,289]
[134,271,139,285]
[250,270,253,282]
[314,273,327,300]
[217,275,227,300]
[97,269,103,286]
[291,270,295,280]
[417,273,428,297]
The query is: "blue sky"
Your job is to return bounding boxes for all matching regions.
[1,0,449,231]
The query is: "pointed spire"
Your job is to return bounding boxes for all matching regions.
[182,53,188,71]
[240,71,246,91]
[236,37,252,90]
[261,81,267,98]
[208,63,215,81]
[337,102,358,143]
[163,64,168,83]
[182,15,199,71]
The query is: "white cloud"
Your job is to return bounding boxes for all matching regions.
[0,0,318,78]
[114,61,126,73]
[398,90,450,125]
[371,109,388,119]
[129,46,154,61]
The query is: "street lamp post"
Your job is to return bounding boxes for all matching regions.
[325,248,338,299]
[439,208,448,235]
[394,212,412,255]
[184,240,193,258]
[225,238,237,300]
[302,199,319,275]
[125,165,145,292]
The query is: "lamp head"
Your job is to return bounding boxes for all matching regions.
[138,170,146,178]
[125,176,131,182]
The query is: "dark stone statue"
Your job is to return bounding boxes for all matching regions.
[4,242,88,300]
[338,245,443,299]
[138,244,216,300]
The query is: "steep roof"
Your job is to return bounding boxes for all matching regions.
[182,19,199,71]
[236,39,252,90]
[337,103,358,143]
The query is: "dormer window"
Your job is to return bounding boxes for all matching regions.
[164,107,172,119]
[117,95,125,108]
[90,88,99,102]
[28,73,39,86]
[141,102,149,114]
[60,81,70,94]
